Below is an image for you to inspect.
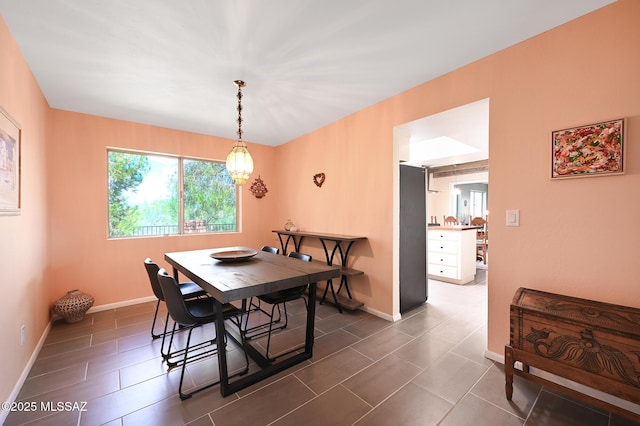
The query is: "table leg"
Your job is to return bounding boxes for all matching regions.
[213,298,230,396]
[217,282,318,397]
[305,282,317,352]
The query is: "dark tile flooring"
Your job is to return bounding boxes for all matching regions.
[6,268,640,425]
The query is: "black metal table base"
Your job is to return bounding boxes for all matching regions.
[214,282,317,397]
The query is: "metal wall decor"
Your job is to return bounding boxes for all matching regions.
[249,175,268,198]
[313,172,325,187]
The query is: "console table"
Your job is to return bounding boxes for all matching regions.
[272,230,366,312]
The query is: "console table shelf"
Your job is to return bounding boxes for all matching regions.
[273,230,367,313]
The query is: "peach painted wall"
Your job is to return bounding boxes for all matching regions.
[46,111,279,306]
[2,0,640,407]
[276,0,640,354]
[273,108,392,315]
[0,16,51,405]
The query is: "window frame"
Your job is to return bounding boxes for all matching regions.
[107,148,238,239]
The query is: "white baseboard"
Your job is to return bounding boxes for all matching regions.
[485,349,503,363]
[358,305,398,321]
[86,295,156,313]
[1,320,52,425]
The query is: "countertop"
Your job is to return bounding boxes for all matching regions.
[428,225,478,231]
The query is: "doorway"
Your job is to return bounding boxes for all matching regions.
[392,98,489,318]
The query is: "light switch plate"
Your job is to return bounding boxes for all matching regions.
[506,210,520,227]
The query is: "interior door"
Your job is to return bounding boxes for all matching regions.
[400,164,427,313]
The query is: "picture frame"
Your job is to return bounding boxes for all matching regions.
[551,118,624,179]
[0,105,21,215]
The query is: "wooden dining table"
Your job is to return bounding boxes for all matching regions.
[164,246,340,397]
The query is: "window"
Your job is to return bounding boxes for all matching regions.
[108,150,236,238]
[470,190,487,218]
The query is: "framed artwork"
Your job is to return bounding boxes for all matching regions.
[0,105,21,215]
[551,118,624,179]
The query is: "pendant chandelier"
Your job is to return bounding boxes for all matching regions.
[225,80,254,185]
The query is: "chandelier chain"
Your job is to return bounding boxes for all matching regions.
[235,80,245,141]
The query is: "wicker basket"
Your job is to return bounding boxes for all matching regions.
[52,289,94,323]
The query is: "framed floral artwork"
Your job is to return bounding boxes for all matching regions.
[0,105,21,215]
[551,118,624,179]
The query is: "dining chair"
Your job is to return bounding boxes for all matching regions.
[157,268,249,400]
[443,215,459,225]
[144,258,208,359]
[243,251,311,361]
[245,246,281,315]
[260,245,279,254]
[471,217,488,264]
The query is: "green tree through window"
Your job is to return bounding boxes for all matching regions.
[183,160,236,231]
[107,150,237,238]
[108,151,150,237]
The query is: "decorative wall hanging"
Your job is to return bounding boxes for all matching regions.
[551,118,624,179]
[249,175,268,198]
[313,172,326,187]
[0,105,21,215]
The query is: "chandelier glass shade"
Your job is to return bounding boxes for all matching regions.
[225,80,254,185]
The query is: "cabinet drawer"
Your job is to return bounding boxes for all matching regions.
[428,231,459,242]
[428,252,457,267]
[428,240,458,254]
[428,264,458,279]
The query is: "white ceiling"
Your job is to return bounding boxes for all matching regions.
[0,0,615,146]
[398,98,489,167]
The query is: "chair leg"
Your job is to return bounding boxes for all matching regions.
[176,317,250,400]
[151,299,162,339]
[243,301,284,340]
[178,327,194,400]
[265,299,307,362]
[229,316,250,375]
[264,303,278,361]
[160,312,172,359]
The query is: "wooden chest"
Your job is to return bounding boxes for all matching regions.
[505,287,640,421]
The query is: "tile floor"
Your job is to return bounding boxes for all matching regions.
[5,267,640,425]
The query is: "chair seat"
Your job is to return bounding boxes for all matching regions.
[184,298,242,325]
[243,252,312,362]
[258,286,307,305]
[179,281,207,298]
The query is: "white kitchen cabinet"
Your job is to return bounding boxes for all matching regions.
[427,227,476,284]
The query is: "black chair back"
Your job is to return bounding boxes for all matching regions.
[288,251,312,262]
[286,252,312,296]
[157,268,198,327]
[261,245,279,254]
[144,258,165,301]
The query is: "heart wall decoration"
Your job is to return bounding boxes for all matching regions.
[313,172,326,187]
